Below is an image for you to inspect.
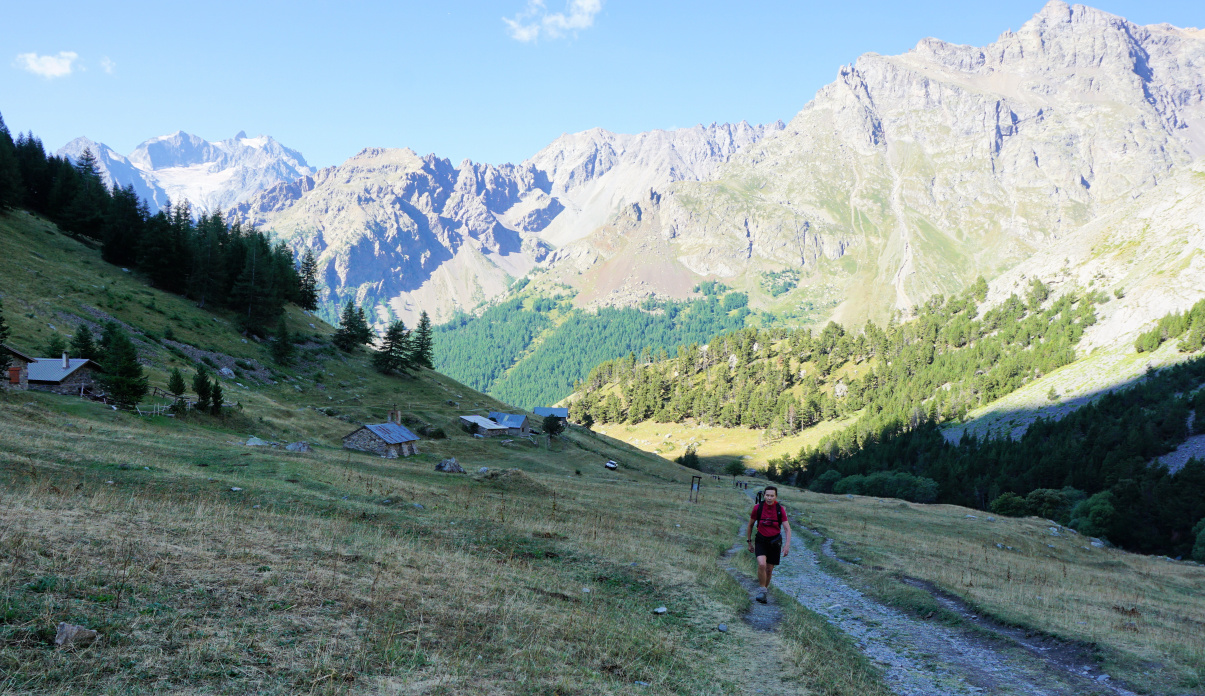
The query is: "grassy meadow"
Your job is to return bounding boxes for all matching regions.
[776,487,1205,693]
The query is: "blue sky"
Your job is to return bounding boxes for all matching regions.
[2,1,1201,168]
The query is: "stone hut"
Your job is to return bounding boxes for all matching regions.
[343,422,421,458]
[28,354,102,395]
[458,414,508,437]
[2,344,36,391]
[488,411,531,436]
[533,407,569,425]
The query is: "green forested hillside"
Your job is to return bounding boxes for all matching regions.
[568,280,1205,556]
[434,290,753,409]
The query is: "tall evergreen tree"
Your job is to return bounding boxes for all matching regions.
[0,112,23,211]
[297,250,320,311]
[0,298,10,373]
[98,323,148,409]
[210,381,224,416]
[414,310,434,369]
[271,315,294,365]
[372,320,415,375]
[167,367,186,397]
[354,305,374,345]
[69,324,98,361]
[192,367,212,411]
[333,299,372,351]
[64,148,108,239]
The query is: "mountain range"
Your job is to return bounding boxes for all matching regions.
[56,131,312,214]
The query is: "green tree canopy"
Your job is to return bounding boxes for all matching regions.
[98,322,148,409]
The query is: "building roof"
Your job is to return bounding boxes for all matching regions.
[350,422,420,444]
[459,414,508,431]
[488,412,528,428]
[27,358,100,383]
[1,344,38,364]
[533,407,569,418]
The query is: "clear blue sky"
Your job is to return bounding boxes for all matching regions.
[2,1,1201,168]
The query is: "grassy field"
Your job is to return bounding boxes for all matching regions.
[776,488,1205,693]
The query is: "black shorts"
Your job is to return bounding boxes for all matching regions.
[754,533,781,566]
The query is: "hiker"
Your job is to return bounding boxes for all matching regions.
[746,485,790,603]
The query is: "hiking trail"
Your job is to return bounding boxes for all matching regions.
[730,493,1138,695]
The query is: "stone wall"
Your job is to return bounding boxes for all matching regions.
[30,367,96,396]
[4,359,29,391]
[344,428,388,456]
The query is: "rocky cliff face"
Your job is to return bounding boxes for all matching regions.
[542,1,1205,325]
[229,123,783,324]
[56,131,312,214]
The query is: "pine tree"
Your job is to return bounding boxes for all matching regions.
[167,368,186,397]
[298,250,320,311]
[69,324,98,361]
[192,368,212,411]
[354,305,373,345]
[372,320,415,375]
[0,298,10,374]
[333,299,371,351]
[0,112,23,211]
[98,323,148,409]
[43,333,67,358]
[271,316,294,365]
[414,310,434,368]
[210,381,224,416]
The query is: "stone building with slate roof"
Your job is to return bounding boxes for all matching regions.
[488,411,531,435]
[533,407,569,423]
[343,411,421,458]
[2,344,37,391]
[28,354,102,395]
[458,415,508,437]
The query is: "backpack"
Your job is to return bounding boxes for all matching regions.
[753,499,785,545]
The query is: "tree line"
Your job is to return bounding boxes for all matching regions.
[0,113,320,336]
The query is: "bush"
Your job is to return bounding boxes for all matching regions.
[832,471,938,503]
[1024,487,1085,523]
[810,469,843,494]
[675,444,700,470]
[990,492,1029,517]
[1193,519,1205,563]
[1069,491,1118,539]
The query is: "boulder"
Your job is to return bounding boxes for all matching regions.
[219,367,236,378]
[246,436,269,447]
[54,622,99,648]
[285,442,311,453]
[435,458,465,474]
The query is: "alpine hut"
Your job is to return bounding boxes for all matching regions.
[343,409,421,458]
[487,411,531,436]
[28,353,102,395]
[533,407,569,425]
[2,344,37,391]
[459,414,508,437]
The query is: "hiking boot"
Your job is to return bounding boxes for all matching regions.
[756,588,767,603]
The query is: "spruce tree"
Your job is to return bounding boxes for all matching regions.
[0,112,23,211]
[333,299,359,351]
[210,381,224,416]
[0,298,10,373]
[69,324,98,361]
[298,250,320,311]
[271,316,294,365]
[167,367,186,397]
[372,320,415,375]
[98,323,148,409]
[43,333,67,358]
[192,368,212,411]
[414,310,434,368]
[354,305,374,345]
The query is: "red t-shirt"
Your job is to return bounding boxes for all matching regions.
[751,502,786,537]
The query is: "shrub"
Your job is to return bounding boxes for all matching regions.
[810,469,843,494]
[675,444,700,470]
[990,492,1030,517]
[833,471,938,503]
[1069,491,1118,539]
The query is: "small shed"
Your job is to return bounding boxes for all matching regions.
[459,415,508,437]
[343,422,421,458]
[28,354,102,395]
[488,411,531,435]
[2,344,37,391]
[533,407,569,425]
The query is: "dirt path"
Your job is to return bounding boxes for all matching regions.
[720,542,808,695]
[769,525,1138,696]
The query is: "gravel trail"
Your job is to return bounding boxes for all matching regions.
[767,526,1137,696]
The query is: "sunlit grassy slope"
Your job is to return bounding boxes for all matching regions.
[0,211,894,694]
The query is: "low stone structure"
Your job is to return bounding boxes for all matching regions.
[343,410,421,458]
[2,344,36,391]
[459,415,508,437]
[488,411,531,436]
[28,354,101,395]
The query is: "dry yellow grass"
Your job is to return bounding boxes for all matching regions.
[778,488,1205,692]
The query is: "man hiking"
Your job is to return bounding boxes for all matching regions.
[746,485,790,603]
